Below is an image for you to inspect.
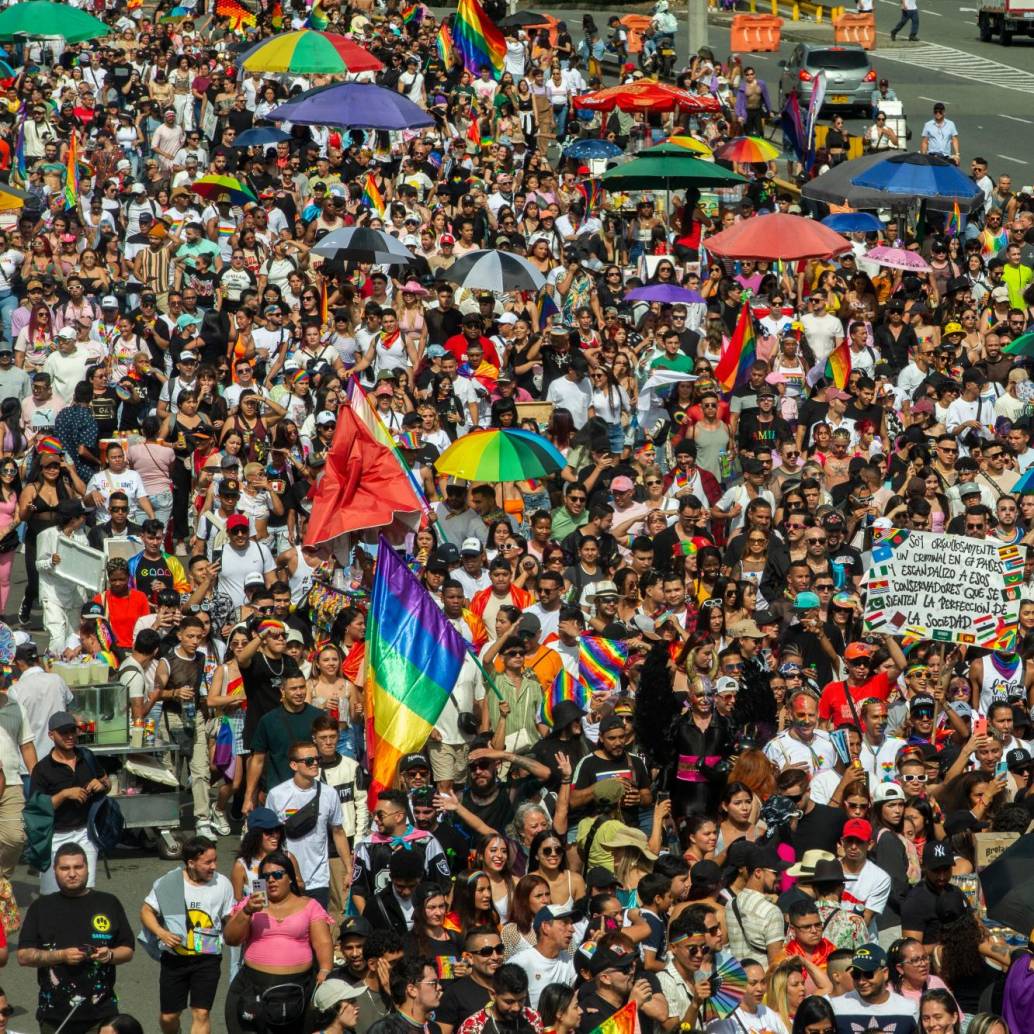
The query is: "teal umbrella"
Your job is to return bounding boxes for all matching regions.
[601,153,745,191]
[1004,332,1034,358]
[0,1,109,41]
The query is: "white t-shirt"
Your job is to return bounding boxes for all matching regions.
[86,468,150,524]
[707,1005,789,1034]
[842,857,892,921]
[266,778,343,890]
[546,376,592,426]
[144,871,236,956]
[801,311,845,366]
[216,540,275,606]
[763,730,838,776]
[830,989,918,1029]
[509,947,576,1010]
[433,654,485,744]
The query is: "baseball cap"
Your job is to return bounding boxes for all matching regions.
[909,693,935,713]
[460,537,482,556]
[850,944,887,973]
[436,543,460,565]
[57,326,77,340]
[713,676,739,696]
[611,475,635,493]
[219,478,241,497]
[794,591,820,611]
[246,807,282,831]
[949,700,973,719]
[532,904,583,932]
[315,412,337,427]
[1007,747,1033,772]
[226,513,249,531]
[943,322,964,336]
[922,839,955,870]
[100,295,120,308]
[243,573,266,588]
[959,482,982,498]
[842,818,873,842]
[874,782,906,803]
[48,711,77,732]
[992,285,1010,303]
[439,233,455,245]
[312,980,367,1013]
[339,915,374,940]
[587,944,636,975]
[585,866,621,890]
[844,641,874,661]
[748,844,791,872]
[399,753,429,773]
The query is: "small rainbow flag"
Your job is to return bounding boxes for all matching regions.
[946,201,962,238]
[362,172,385,218]
[95,649,119,671]
[436,22,456,68]
[671,469,690,494]
[579,634,630,696]
[37,435,63,455]
[590,1001,641,1034]
[270,0,283,28]
[538,669,589,727]
[396,431,420,450]
[64,132,79,211]
[306,1,328,29]
[401,3,424,24]
[577,179,604,214]
[467,116,482,150]
[216,0,256,29]
[452,0,506,78]
[714,302,757,393]
[824,338,852,390]
[673,539,699,558]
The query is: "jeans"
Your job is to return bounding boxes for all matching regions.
[891,8,919,37]
[149,488,174,530]
[0,289,15,344]
[553,104,569,139]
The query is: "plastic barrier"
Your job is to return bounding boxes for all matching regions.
[730,14,783,52]
[833,11,876,49]
[620,15,652,55]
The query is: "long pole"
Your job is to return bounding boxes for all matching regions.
[688,0,709,59]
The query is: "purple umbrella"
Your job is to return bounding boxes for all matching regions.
[267,81,434,130]
[625,284,705,304]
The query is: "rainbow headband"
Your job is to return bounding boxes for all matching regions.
[36,435,63,455]
[258,619,287,635]
[291,370,310,385]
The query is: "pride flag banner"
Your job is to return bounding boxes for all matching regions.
[452,0,505,78]
[590,1002,640,1034]
[64,132,79,211]
[714,302,757,393]
[824,338,852,390]
[539,669,589,727]
[579,634,630,696]
[362,172,385,217]
[364,538,469,803]
[436,21,456,67]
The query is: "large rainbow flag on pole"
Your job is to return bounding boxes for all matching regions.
[579,634,630,696]
[364,538,469,804]
[436,21,456,68]
[714,302,757,393]
[64,133,79,211]
[452,0,505,78]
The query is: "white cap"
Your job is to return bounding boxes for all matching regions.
[116,158,131,171]
[100,295,119,308]
[243,572,266,587]
[714,676,739,695]
[130,183,145,194]
[498,312,518,326]
[57,326,77,340]
[316,411,336,426]
[460,537,482,555]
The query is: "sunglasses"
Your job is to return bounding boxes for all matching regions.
[262,868,289,880]
[472,944,505,957]
[293,755,318,765]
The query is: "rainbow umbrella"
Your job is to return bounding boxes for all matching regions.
[434,428,566,482]
[715,135,780,164]
[666,135,714,158]
[191,174,256,206]
[237,29,382,74]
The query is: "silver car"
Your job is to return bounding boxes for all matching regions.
[778,43,877,116]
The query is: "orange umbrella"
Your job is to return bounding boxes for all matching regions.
[703,213,852,262]
[573,81,720,114]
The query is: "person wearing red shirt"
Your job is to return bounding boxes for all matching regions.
[784,900,836,983]
[443,313,500,367]
[93,558,151,649]
[818,640,903,728]
[469,558,534,628]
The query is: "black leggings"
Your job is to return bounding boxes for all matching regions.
[171,461,192,541]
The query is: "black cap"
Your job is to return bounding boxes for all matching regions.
[599,714,625,735]
[48,711,77,732]
[399,753,429,773]
[551,700,585,728]
[748,844,791,872]
[1007,747,1033,772]
[588,945,637,975]
[922,839,955,870]
[435,543,460,565]
[690,859,721,886]
[909,693,935,712]
[339,915,373,941]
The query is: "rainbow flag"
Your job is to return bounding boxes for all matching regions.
[270,0,284,28]
[364,537,469,804]
[714,302,757,393]
[64,133,79,211]
[467,116,482,150]
[590,1002,640,1034]
[536,290,559,328]
[307,1,328,28]
[395,431,420,450]
[36,435,63,455]
[577,179,604,214]
[401,3,424,24]
[824,338,852,390]
[452,0,505,78]
[436,22,456,68]
[946,201,962,238]
[579,634,630,696]
[216,0,256,29]
[671,469,689,494]
[362,172,385,218]
[539,668,589,727]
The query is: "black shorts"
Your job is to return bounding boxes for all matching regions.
[159,952,223,1013]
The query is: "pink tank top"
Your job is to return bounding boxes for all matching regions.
[235,895,331,967]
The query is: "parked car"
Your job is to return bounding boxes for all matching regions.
[777,43,877,116]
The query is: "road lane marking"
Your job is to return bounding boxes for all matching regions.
[998,154,1030,165]
[872,42,1034,94]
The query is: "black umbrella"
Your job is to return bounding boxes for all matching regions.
[442,249,546,294]
[311,227,416,266]
[498,10,550,27]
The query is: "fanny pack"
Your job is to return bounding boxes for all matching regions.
[284,781,321,840]
[237,981,308,1030]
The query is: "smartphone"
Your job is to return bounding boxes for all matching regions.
[995,759,1009,780]
[250,877,268,908]
[975,717,988,738]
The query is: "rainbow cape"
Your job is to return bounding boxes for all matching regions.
[579,634,630,696]
[538,668,589,727]
[824,338,852,390]
[307,1,329,28]
[714,302,757,393]
[452,0,505,78]
[362,172,385,217]
[364,537,469,803]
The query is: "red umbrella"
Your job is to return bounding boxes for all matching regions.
[573,81,720,114]
[703,213,852,262]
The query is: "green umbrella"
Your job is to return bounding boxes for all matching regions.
[641,141,717,160]
[1004,332,1034,357]
[0,1,109,41]
[601,153,745,191]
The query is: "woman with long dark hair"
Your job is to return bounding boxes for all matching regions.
[528,829,585,911]
[791,995,836,1034]
[445,870,501,933]
[407,882,463,964]
[538,984,582,1034]
[920,988,962,1034]
[501,874,551,958]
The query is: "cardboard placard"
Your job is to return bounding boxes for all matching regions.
[515,401,554,428]
[974,832,1020,870]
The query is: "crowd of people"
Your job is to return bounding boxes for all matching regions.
[0,0,1033,1033]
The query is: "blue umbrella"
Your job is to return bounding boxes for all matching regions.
[267,82,433,130]
[232,126,291,148]
[821,212,883,234]
[563,139,622,161]
[850,152,981,203]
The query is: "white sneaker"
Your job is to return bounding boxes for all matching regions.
[210,811,232,837]
[196,821,216,839]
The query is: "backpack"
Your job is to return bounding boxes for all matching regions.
[81,748,125,865]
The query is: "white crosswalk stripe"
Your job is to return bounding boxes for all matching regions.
[871,42,1034,95]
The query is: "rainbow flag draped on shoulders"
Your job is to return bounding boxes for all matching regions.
[452,0,505,78]
[714,302,757,393]
[364,538,470,804]
[824,338,852,390]
[579,634,630,696]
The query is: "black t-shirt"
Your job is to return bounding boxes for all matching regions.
[18,889,134,1024]
[90,389,119,439]
[241,651,303,748]
[427,820,469,875]
[572,750,650,824]
[132,551,176,600]
[900,880,957,944]
[29,748,102,831]
[797,397,829,451]
[737,413,792,453]
[458,783,515,839]
[792,802,848,855]
[578,975,662,1034]
[433,974,490,1029]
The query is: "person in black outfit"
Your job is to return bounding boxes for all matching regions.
[570,715,652,830]
[435,927,504,1034]
[666,680,733,820]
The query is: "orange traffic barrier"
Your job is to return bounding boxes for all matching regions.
[620,15,652,55]
[833,12,876,48]
[730,14,783,52]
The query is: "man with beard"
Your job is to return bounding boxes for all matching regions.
[571,715,652,826]
[410,786,467,876]
[437,928,505,1034]
[457,965,539,1034]
[329,921,403,1034]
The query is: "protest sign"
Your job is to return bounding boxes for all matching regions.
[862,528,1021,648]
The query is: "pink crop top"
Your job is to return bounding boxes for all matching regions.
[233,896,331,967]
